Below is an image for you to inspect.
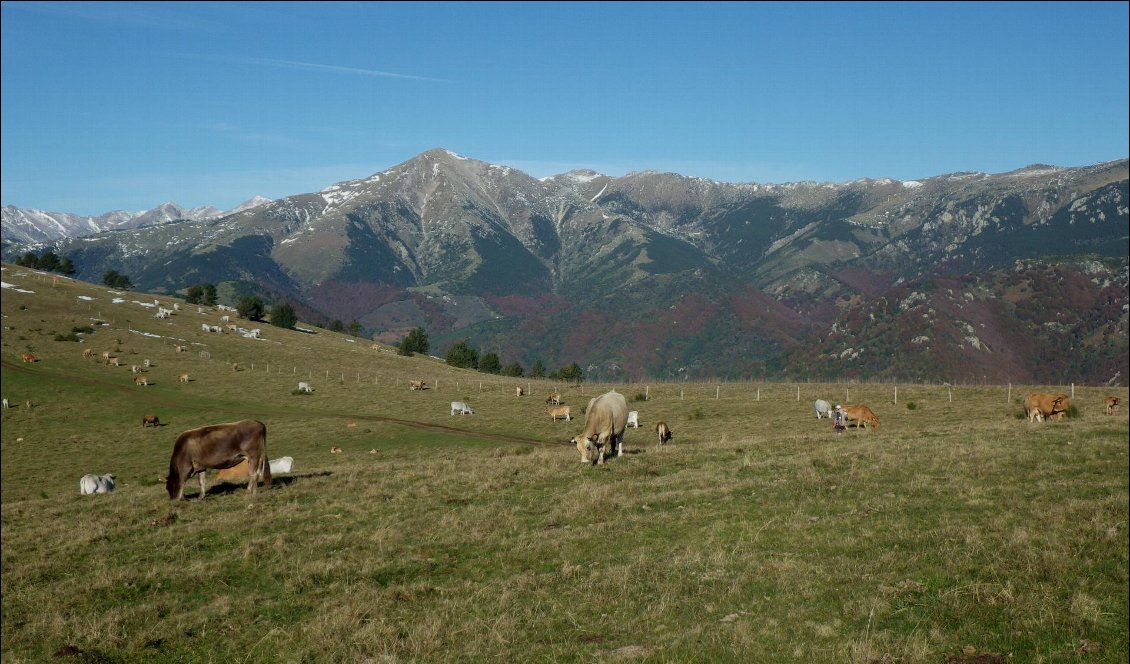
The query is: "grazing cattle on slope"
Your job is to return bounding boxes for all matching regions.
[165,420,271,500]
[297,382,314,393]
[178,373,190,383]
[627,411,640,428]
[133,375,149,386]
[546,392,562,405]
[21,353,38,363]
[410,380,427,391]
[516,386,524,397]
[1024,393,1069,423]
[656,421,674,445]
[142,414,161,428]
[841,404,880,429]
[547,405,572,422]
[83,348,94,359]
[814,399,833,419]
[570,391,629,465]
[1104,396,1120,416]
[451,401,474,415]
[79,474,116,495]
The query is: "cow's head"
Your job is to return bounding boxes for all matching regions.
[571,434,596,463]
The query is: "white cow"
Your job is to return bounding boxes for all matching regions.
[570,390,629,465]
[627,410,640,428]
[298,382,314,393]
[814,399,833,419]
[79,473,116,495]
[269,456,294,474]
[451,401,474,415]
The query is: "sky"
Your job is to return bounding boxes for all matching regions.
[2,1,1127,216]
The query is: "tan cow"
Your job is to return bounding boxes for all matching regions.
[570,391,628,465]
[134,375,149,386]
[1105,396,1120,416]
[656,421,673,445]
[546,392,562,405]
[175,345,187,353]
[516,386,525,397]
[409,380,427,391]
[547,405,572,422]
[842,404,880,429]
[83,348,94,359]
[178,373,190,383]
[330,446,343,454]
[108,357,121,367]
[1024,393,1069,423]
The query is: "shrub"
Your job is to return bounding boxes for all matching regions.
[54,332,81,342]
[906,401,917,410]
[632,393,648,402]
[72,325,94,334]
[690,407,705,420]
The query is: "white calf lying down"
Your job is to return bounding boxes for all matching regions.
[80,474,116,495]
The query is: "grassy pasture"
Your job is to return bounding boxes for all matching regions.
[2,265,1127,663]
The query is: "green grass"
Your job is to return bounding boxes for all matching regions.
[2,264,1128,663]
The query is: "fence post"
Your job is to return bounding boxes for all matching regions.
[894,385,898,404]
[757,387,760,402]
[797,385,800,401]
[716,385,720,400]
[1007,383,1011,404]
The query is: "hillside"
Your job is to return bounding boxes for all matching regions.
[3,150,1127,384]
[2,264,1127,663]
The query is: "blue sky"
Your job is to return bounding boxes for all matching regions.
[2,1,1127,215]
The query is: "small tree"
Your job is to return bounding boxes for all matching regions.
[102,270,132,290]
[184,285,205,304]
[58,256,76,276]
[479,352,502,374]
[502,361,524,377]
[398,326,430,356]
[329,320,345,333]
[202,283,217,306]
[347,320,363,337]
[529,360,546,378]
[445,341,479,369]
[553,362,584,383]
[269,302,298,329]
[16,251,39,268]
[37,252,60,273]
[237,296,265,321]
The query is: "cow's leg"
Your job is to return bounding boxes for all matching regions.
[246,456,258,495]
[197,471,207,500]
[615,432,624,457]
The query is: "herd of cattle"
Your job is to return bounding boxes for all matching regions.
[65,386,1121,499]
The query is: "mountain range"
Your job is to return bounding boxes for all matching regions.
[2,149,1127,385]
[1,196,272,244]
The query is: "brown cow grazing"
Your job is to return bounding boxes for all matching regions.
[1105,396,1120,416]
[842,404,880,429]
[108,357,121,367]
[656,421,674,445]
[409,380,427,391]
[1025,393,1069,423]
[547,405,572,422]
[570,391,628,465]
[166,420,271,500]
[83,348,95,359]
[20,353,37,363]
[133,375,149,386]
[178,373,190,383]
[142,414,161,428]
[546,392,562,405]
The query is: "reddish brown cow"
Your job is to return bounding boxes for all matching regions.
[842,404,880,429]
[142,414,161,427]
[1025,393,1070,423]
[166,420,271,500]
[656,421,674,445]
[1104,396,1120,416]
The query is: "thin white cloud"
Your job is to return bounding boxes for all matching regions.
[245,57,447,83]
